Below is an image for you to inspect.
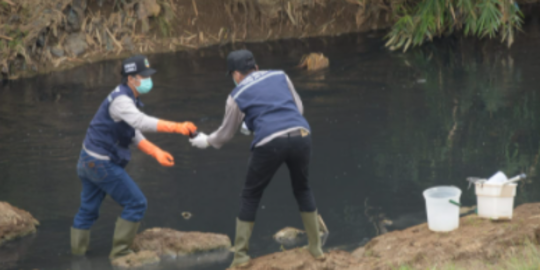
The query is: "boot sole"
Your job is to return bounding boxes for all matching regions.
[230,259,251,268]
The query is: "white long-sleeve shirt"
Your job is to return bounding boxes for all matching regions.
[84,94,159,160]
[109,95,159,144]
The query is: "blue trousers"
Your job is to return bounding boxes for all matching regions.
[73,149,147,229]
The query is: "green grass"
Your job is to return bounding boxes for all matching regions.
[384,0,524,52]
[395,243,540,270]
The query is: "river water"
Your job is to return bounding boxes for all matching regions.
[2,19,540,270]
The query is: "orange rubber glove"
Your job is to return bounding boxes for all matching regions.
[157,120,198,136]
[137,139,174,167]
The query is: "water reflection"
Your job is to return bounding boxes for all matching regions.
[1,26,540,269]
[0,236,34,270]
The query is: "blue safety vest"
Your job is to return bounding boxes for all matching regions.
[83,84,142,167]
[231,70,310,149]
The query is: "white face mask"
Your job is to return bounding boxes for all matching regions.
[233,77,238,86]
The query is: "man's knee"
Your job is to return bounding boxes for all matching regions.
[130,196,148,212]
[122,195,147,221]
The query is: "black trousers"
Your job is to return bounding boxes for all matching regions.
[238,134,317,222]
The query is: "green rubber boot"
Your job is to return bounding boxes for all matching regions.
[230,218,254,268]
[71,227,90,256]
[300,211,324,259]
[109,217,140,259]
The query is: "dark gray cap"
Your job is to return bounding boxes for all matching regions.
[121,55,156,77]
[226,49,257,75]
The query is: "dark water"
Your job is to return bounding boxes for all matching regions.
[2,18,540,270]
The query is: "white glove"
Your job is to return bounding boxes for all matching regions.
[240,122,251,136]
[190,132,210,149]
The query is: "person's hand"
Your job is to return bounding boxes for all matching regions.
[190,132,210,149]
[137,139,175,167]
[154,149,174,167]
[177,122,197,136]
[157,120,197,136]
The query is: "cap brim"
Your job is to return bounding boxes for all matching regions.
[139,68,156,77]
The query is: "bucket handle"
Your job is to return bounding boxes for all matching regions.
[449,200,461,207]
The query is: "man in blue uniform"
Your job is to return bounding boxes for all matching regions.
[71,55,197,259]
[190,50,324,267]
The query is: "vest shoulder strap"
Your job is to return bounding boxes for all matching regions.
[107,85,136,104]
[232,70,285,100]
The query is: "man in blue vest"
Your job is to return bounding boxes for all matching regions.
[190,50,324,267]
[71,55,197,259]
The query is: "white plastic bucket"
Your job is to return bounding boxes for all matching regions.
[476,183,517,219]
[423,186,462,232]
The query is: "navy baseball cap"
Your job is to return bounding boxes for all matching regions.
[121,55,156,77]
[227,50,257,75]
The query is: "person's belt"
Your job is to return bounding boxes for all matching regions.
[279,129,310,138]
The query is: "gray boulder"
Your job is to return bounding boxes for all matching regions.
[50,46,65,57]
[64,33,87,56]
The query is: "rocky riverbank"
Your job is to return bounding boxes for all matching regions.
[229,203,540,270]
[0,0,393,80]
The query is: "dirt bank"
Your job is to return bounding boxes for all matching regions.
[0,0,393,80]
[229,203,540,270]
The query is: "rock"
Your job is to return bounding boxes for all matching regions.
[273,227,305,246]
[66,0,87,32]
[181,212,192,220]
[64,33,87,56]
[72,0,88,11]
[257,0,317,20]
[132,228,232,257]
[36,31,46,47]
[8,15,20,24]
[66,8,82,32]
[298,53,329,71]
[376,218,393,235]
[50,46,65,57]
[351,246,365,258]
[274,215,329,246]
[122,36,135,52]
[111,250,160,269]
[105,33,114,51]
[254,0,281,20]
[0,202,39,245]
[353,203,540,269]
[137,0,161,20]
